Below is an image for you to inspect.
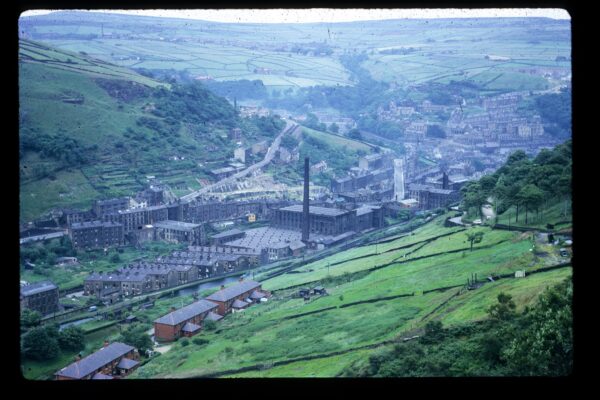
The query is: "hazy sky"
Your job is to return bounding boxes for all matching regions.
[21,9,570,23]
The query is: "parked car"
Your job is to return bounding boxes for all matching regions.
[88,305,97,312]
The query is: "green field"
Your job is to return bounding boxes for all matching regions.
[301,126,373,153]
[127,211,570,378]
[19,39,287,221]
[21,13,570,92]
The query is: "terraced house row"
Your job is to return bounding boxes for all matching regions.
[84,245,262,301]
[153,279,270,342]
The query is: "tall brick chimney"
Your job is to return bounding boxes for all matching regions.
[302,157,310,243]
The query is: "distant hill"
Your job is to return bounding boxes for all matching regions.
[19,39,284,222]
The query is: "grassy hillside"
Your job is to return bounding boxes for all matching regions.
[129,212,571,378]
[19,39,285,222]
[20,12,569,92]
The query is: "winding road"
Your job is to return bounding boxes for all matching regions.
[180,119,298,202]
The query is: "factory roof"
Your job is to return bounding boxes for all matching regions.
[212,229,244,239]
[278,205,350,217]
[153,220,201,231]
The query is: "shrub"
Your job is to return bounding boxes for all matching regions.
[180,338,190,347]
[192,337,209,346]
[203,319,217,331]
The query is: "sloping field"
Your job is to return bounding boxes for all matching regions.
[130,212,570,378]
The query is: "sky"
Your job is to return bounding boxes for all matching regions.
[21,9,570,24]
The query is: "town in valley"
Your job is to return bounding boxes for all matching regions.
[18,9,573,379]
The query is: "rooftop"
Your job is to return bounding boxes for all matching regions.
[232,299,251,309]
[117,357,140,370]
[21,281,58,296]
[153,220,201,231]
[206,280,261,302]
[70,221,122,229]
[279,205,350,217]
[181,322,202,333]
[212,228,244,239]
[154,300,218,326]
[55,342,134,379]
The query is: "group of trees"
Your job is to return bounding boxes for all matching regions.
[118,323,153,356]
[534,88,572,138]
[461,140,571,223]
[20,130,91,168]
[21,323,85,361]
[426,124,447,139]
[203,79,268,100]
[20,235,76,269]
[344,278,572,376]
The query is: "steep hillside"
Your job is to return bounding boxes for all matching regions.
[19,39,284,222]
[127,211,571,378]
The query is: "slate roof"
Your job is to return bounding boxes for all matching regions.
[154,299,218,326]
[153,220,201,231]
[289,241,306,251]
[249,290,267,300]
[116,358,139,370]
[55,342,134,379]
[181,322,201,333]
[20,281,58,297]
[279,205,349,217]
[212,229,244,239]
[232,299,250,309]
[206,311,223,321]
[205,280,261,302]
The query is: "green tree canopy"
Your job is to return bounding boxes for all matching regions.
[22,326,60,361]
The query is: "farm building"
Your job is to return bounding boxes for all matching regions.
[205,279,269,315]
[153,299,219,342]
[55,342,139,380]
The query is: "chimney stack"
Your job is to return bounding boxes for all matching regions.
[103,340,109,348]
[170,306,176,312]
[221,285,225,290]
[302,157,310,243]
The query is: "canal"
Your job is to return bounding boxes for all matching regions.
[59,317,96,331]
[173,275,244,297]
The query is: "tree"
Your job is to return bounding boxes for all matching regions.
[465,231,484,251]
[517,184,544,224]
[110,253,121,263]
[329,123,340,133]
[420,320,445,344]
[487,293,516,321]
[58,326,85,351]
[119,323,153,356]
[22,326,60,361]
[21,309,41,331]
[503,279,572,375]
[347,129,362,140]
[426,124,446,139]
